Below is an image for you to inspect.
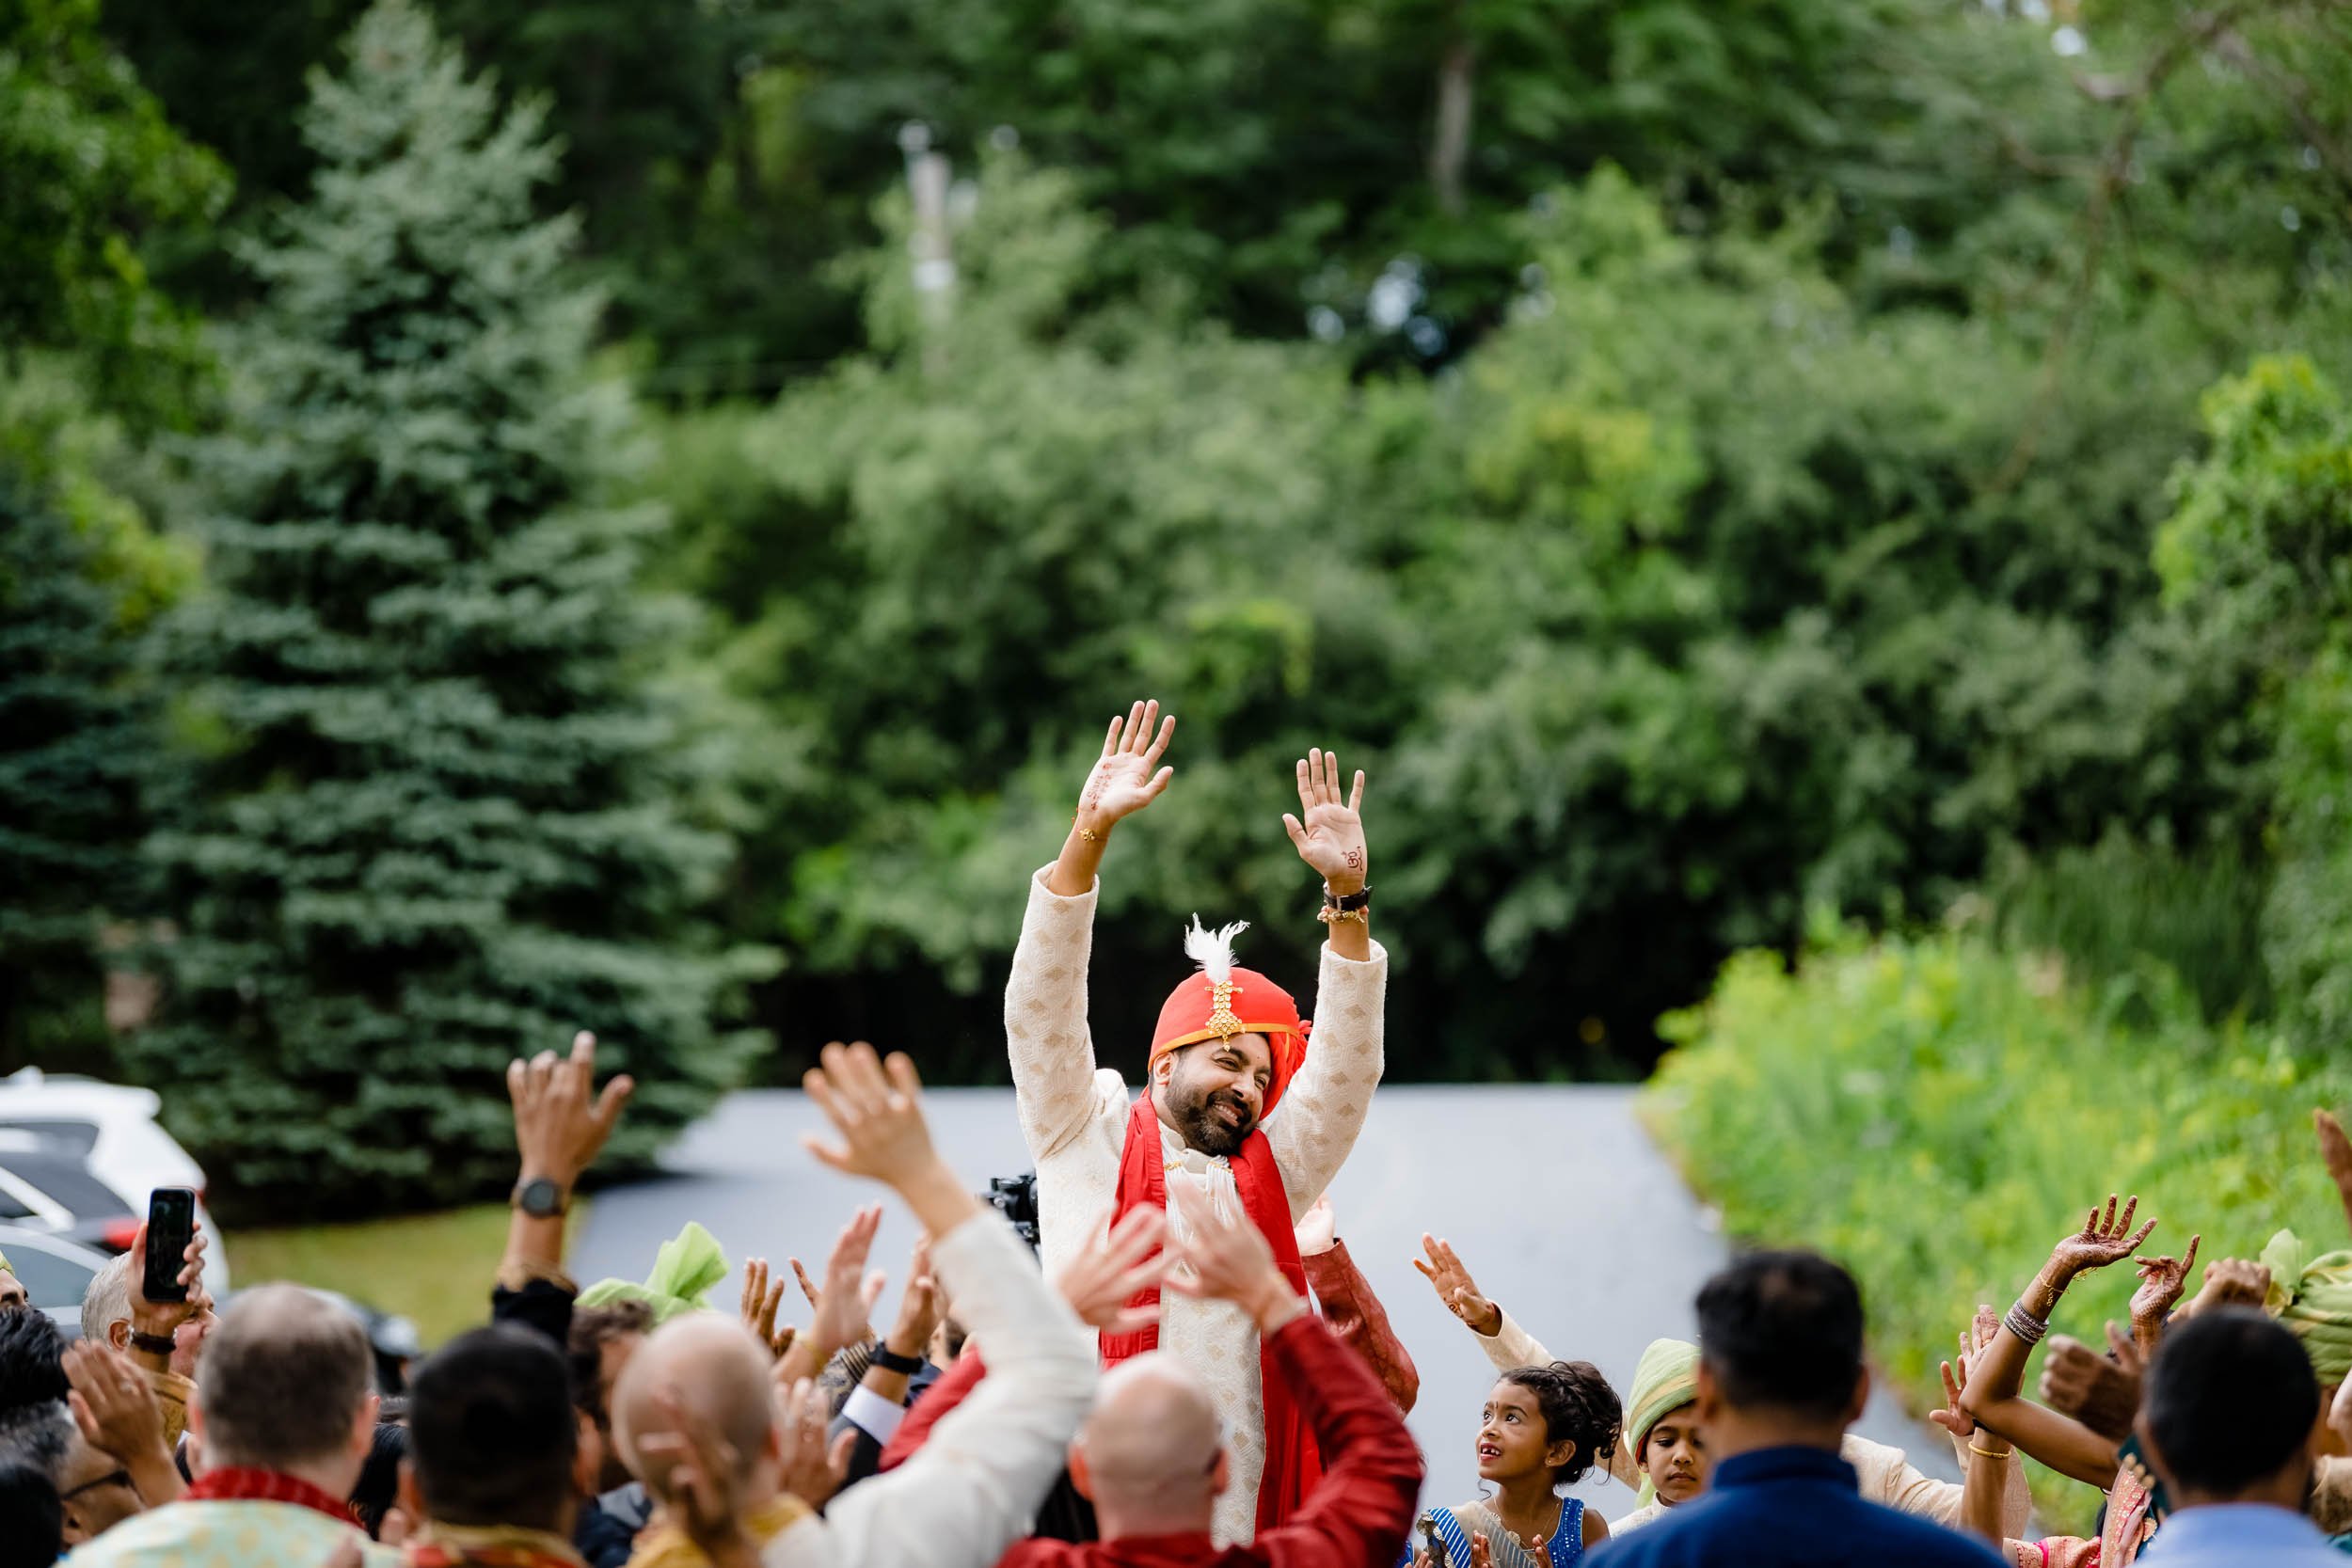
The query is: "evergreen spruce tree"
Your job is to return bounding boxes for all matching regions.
[0,482,164,1073]
[135,0,764,1215]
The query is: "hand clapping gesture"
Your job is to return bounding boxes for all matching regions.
[2128,1233,2201,1353]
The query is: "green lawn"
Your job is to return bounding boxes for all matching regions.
[222,1201,587,1347]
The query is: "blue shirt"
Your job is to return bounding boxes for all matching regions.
[1585,1445,2007,1568]
[2139,1502,2348,1565]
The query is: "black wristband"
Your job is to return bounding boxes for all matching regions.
[130,1330,178,1356]
[1322,883,1372,912]
[872,1345,925,1375]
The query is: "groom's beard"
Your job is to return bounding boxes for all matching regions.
[1166,1075,1259,1158]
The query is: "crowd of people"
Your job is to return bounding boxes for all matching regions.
[5,701,2352,1567]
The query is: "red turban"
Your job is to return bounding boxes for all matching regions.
[1148,919,1310,1118]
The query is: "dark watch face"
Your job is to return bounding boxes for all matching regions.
[518,1178,564,1215]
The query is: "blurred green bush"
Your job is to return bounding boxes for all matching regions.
[1645,922,2352,1530]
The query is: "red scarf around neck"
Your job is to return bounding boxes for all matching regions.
[1099,1093,1321,1535]
[183,1465,357,1526]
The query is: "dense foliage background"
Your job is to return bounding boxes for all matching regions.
[4,0,2350,1227]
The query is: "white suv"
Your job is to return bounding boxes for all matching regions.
[0,1068,230,1292]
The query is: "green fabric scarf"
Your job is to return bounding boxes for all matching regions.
[1624,1337,1701,1508]
[579,1221,729,1324]
[2261,1227,2352,1385]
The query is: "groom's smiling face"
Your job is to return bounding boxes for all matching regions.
[1157,1035,1273,1157]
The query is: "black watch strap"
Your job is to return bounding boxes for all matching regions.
[130,1330,179,1356]
[873,1345,925,1374]
[1322,883,1373,912]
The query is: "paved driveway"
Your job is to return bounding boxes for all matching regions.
[575,1084,1954,1521]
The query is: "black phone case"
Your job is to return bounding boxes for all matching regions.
[142,1191,195,1304]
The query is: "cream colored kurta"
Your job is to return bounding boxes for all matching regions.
[1007,866,1389,1545]
[1475,1306,2035,1542]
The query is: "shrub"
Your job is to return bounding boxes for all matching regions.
[1645,921,2352,1528]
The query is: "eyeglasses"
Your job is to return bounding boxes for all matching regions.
[60,1468,134,1502]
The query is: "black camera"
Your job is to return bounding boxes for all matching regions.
[986,1172,1041,1252]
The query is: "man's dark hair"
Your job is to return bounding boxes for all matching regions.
[198,1285,373,1471]
[0,1452,62,1568]
[0,1310,66,1415]
[2144,1307,2317,1497]
[567,1300,652,1420]
[1694,1250,1866,1422]
[408,1325,577,1533]
[353,1421,409,1539]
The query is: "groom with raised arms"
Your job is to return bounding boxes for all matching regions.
[1007,700,1388,1545]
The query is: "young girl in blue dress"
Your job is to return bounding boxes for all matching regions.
[1409,1360,1622,1568]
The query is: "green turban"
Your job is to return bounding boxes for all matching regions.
[579,1221,730,1325]
[2260,1227,2352,1385]
[1624,1338,1701,1505]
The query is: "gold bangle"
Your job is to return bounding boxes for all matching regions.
[1316,906,1368,925]
[1969,1441,2014,1460]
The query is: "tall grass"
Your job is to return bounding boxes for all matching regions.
[1644,926,2347,1530]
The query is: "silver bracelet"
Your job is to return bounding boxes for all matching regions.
[2004,1300,2050,1346]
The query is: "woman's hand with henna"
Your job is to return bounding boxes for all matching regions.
[2049,1195,2156,1282]
[1074,701,1175,837]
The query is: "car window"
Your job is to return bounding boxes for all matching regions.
[4,1243,97,1311]
[0,1120,101,1157]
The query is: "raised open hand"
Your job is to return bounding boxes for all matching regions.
[803,1042,941,1188]
[2049,1195,2155,1279]
[509,1029,635,1191]
[1281,748,1369,895]
[1414,1234,1502,1338]
[883,1236,942,1360]
[64,1340,168,1466]
[793,1205,887,1355]
[739,1259,797,1360]
[1074,700,1175,834]
[2129,1234,2201,1333]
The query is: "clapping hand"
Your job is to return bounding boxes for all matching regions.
[2041,1326,2144,1442]
[1414,1235,1502,1337]
[1931,1306,2002,1440]
[1168,1181,1299,1331]
[1074,701,1175,836]
[1053,1207,1169,1334]
[2049,1195,2156,1280]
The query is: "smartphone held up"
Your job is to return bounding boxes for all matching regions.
[141,1185,198,1304]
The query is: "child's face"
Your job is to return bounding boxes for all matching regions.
[1643,1403,1707,1505]
[1475,1380,1569,1483]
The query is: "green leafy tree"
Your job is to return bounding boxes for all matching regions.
[135,0,767,1216]
[1,0,228,427]
[2157,356,2352,1046]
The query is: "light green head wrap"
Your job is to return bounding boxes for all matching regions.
[578,1221,730,1325]
[1624,1338,1702,1506]
[2259,1227,2352,1385]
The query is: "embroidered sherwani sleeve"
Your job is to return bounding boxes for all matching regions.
[1844,1433,2026,1537]
[764,1212,1097,1568]
[1265,939,1388,1217]
[1006,866,1108,1162]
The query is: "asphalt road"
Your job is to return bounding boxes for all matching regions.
[574,1084,1953,1521]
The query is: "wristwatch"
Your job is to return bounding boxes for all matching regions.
[873,1344,926,1375]
[512,1177,569,1218]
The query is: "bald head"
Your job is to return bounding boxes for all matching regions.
[196,1284,373,1477]
[1073,1354,1225,1534]
[612,1313,777,1501]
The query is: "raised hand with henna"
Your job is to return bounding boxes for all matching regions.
[1930,1306,2002,1443]
[1414,1234,1502,1338]
[2127,1233,2200,1355]
[1050,702,1176,896]
[2049,1195,2157,1282]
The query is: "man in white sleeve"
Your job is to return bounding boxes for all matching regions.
[617,1040,1101,1568]
[1007,699,1389,1544]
